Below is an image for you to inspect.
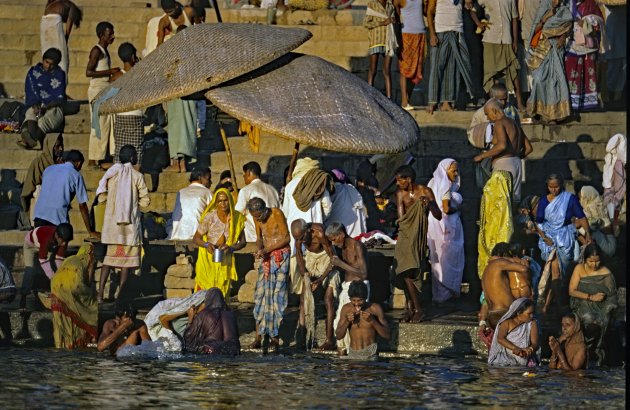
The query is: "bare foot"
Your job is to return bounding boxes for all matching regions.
[399,309,412,323]
[440,102,454,112]
[167,159,180,172]
[426,104,436,115]
[409,309,424,323]
[249,339,262,349]
[313,341,336,351]
[268,337,280,352]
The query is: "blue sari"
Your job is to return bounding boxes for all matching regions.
[537,191,578,276]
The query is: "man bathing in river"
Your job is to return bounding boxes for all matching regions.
[326,222,368,356]
[97,304,150,355]
[291,219,338,351]
[336,280,389,360]
[248,198,290,352]
[480,243,531,332]
[393,165,441,323]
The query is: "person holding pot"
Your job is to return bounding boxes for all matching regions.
[193,188,246,297]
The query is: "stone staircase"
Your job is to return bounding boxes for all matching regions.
[0,1,375,101]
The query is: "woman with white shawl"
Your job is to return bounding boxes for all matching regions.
[602,133,626,232]
[488,298,540,367]
[143,289,209,352]
[427,159,464,304]
[579,186,615,257]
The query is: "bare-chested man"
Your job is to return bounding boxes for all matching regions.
[325,222,368,355]
[473,98,533,202]
[335,280,390,360]
[97,304,150,355]
[247,198,290,352]
[291,219,338,351]
[480,243,531,333]
[42,0,83,80]
[393,165,441,323]
[157,0,198,46]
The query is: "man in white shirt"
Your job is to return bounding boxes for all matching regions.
[234,161,281,243]
[167,167,213,240]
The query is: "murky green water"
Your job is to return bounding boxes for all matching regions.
[0,348,625,408]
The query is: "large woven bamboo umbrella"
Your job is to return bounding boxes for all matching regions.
[95,25,419,187]
[205,53,420,182]
[97,24,313,114]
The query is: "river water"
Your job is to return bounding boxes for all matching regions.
[0,348,625,408]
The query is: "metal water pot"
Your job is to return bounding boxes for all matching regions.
[213,247,224,263]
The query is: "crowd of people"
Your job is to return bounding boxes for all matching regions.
[0,0,625,367]
[364,0,626,121]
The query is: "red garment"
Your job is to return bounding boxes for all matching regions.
[30,226,67,260]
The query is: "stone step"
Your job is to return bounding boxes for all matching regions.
[0,132,89,151]
[2,82,90,101]
[0,0,160,7]
[0,33,147,55]
[0,19,151,39]
[0,5,161,23]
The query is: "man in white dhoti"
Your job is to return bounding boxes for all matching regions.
[86,22,119,168]
[41,0,82,82]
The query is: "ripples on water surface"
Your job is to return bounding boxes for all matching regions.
[0,348,625,408]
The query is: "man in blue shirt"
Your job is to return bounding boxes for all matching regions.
[18,48,66,150]
[33,150,98,238]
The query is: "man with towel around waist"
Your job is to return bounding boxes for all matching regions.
[393,165,442,323]
[336,280,390,360]
[326,222,368,356]
[473,98,532,202]
[291,219,338,351]
[282,158,334,294]
[248,198,291,353]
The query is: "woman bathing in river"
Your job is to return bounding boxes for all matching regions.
[549,312,587,370]
[488,298,540,367]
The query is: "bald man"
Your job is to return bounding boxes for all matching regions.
[473,98,532,201]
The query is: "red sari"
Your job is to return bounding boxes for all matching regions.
[564,0,603,111]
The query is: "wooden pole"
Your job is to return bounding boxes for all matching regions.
[219,124,238,192]
[210,0,223,23]
[286,142,300,184]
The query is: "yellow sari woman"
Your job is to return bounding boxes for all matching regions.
[478,171,514,278]
[193,188,246,296]
[50,244,98,349]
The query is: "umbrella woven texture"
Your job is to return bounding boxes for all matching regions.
[98,23,312,114]
[205,54,420,154]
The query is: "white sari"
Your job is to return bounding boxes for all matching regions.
[427,159,464,303]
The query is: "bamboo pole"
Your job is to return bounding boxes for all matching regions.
[286,142,300,184]
[219,124,238,192]
[210,0,223,23]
